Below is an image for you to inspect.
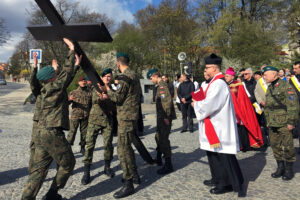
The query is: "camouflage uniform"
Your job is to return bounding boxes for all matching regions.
[22,51,77,200]
[67,86,92,146]
[107,68,141,180]
[155,80,176,158]
[83,87,116,164]
[264,78,299,162]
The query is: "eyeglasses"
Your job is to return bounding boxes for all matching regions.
[243,73,250,76]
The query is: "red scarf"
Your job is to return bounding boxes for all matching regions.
[203,73,224,148]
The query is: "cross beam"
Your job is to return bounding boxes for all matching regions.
[27,0,113,90]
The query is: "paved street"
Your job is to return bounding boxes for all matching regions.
[0,82,300,200]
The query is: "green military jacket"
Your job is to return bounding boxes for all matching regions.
[29,68,42,122]
[88,87,116,127]
[156,80,176,120]
[107,68,141,122]
[265,78,299,127]
[39,50,76,130]
[70,86,92,120]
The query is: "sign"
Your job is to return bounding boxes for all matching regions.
[29,49,42,64]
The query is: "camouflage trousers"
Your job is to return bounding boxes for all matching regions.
[22,126,75,200]
[269,126,296,162]
[155,119,172,158]
[118,120,138,180]
[83,123,114,165]
[67,117,89,146]
[28,121,39,174]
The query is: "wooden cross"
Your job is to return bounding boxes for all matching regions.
[27,0,113,90]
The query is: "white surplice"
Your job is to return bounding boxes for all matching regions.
[194,73,240,154]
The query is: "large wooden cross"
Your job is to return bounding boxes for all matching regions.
[27,0,155,164]
[27,0,112,90]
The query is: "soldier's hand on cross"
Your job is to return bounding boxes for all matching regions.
[75,54,82,66]
[63,38,74,50]
[52,59,58,71]
[33,53,38,68]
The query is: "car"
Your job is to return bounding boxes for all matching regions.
[0,79,7,85]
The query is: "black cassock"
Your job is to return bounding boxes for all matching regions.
[206,151,244,192]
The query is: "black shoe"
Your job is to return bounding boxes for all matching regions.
[104,160,115,178]
[271,160,285,178]
[133,173,141,184]
[155,151,163,166]
[203,179,217,187]
[157,157,173,175]
[81,164,91,185]
[282,162,294,181]
[113,179,134,199]
[42,188,62,200]
[180,130,187,133]
[80,145,85,155]
[210,186,233,195]
[189,130,193,133]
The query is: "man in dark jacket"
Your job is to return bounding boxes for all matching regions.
[177,73,195,133]
[242,68,257,104]
[162,74,175,98]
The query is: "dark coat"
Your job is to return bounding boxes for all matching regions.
[177,80,195,104]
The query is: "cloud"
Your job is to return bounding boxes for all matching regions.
[0,33,24,63]
[80,0,135,26]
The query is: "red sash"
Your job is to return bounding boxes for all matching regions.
[192,73,224,148]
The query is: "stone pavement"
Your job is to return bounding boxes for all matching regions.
[0,82,300,200]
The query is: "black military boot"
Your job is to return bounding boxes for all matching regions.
[157,157,173,175]
[271,160,285,178]
[155,151,162,166]
[121,172,141,184]
[42,180,62,200]
[81,164,91,185]
[282,162,294,181]
[113,179,134,199]
[104,160,115,178]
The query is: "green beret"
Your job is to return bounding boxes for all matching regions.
[262,66,279,73]
[101,68,113,77]
[116,52,129,60]
[37,66,55,81]
[147,68,158,79]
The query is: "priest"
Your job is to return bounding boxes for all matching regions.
[192,53,244,195]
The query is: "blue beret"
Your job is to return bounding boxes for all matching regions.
[117,52,129,60]
[37,66,55,81]
[101,68,113,77]
[262,66,279,73]
[147,68,158,79]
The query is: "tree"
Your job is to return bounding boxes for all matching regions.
[0,18,10,46]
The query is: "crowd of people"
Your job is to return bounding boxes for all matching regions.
[20,37,300,199]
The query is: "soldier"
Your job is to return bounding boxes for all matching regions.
[81,68,116,185]
[101,53,140,199]
[147,68,176,174]
[21,38,81,200]
[263,66,299,181]
[67,76,92,154]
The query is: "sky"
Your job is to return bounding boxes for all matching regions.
[0,0,162,63]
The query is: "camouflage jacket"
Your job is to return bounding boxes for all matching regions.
[29,68,42,121]
[39,50,77,130]
[88,86,116,126]
[265,78,299,127]
[107,68,141,121]
[70,86,92,120]
[156,80,176,120]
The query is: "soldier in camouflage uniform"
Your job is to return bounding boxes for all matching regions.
[67,76,92,154]
[147,68,176,175]
[263,66,299,181]
[101,53,140,199]
[21,38,80,200]
[81,68,116,185]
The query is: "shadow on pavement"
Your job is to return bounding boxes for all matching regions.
[0,167,28,186]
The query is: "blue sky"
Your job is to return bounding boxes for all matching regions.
[0,0,163,63]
